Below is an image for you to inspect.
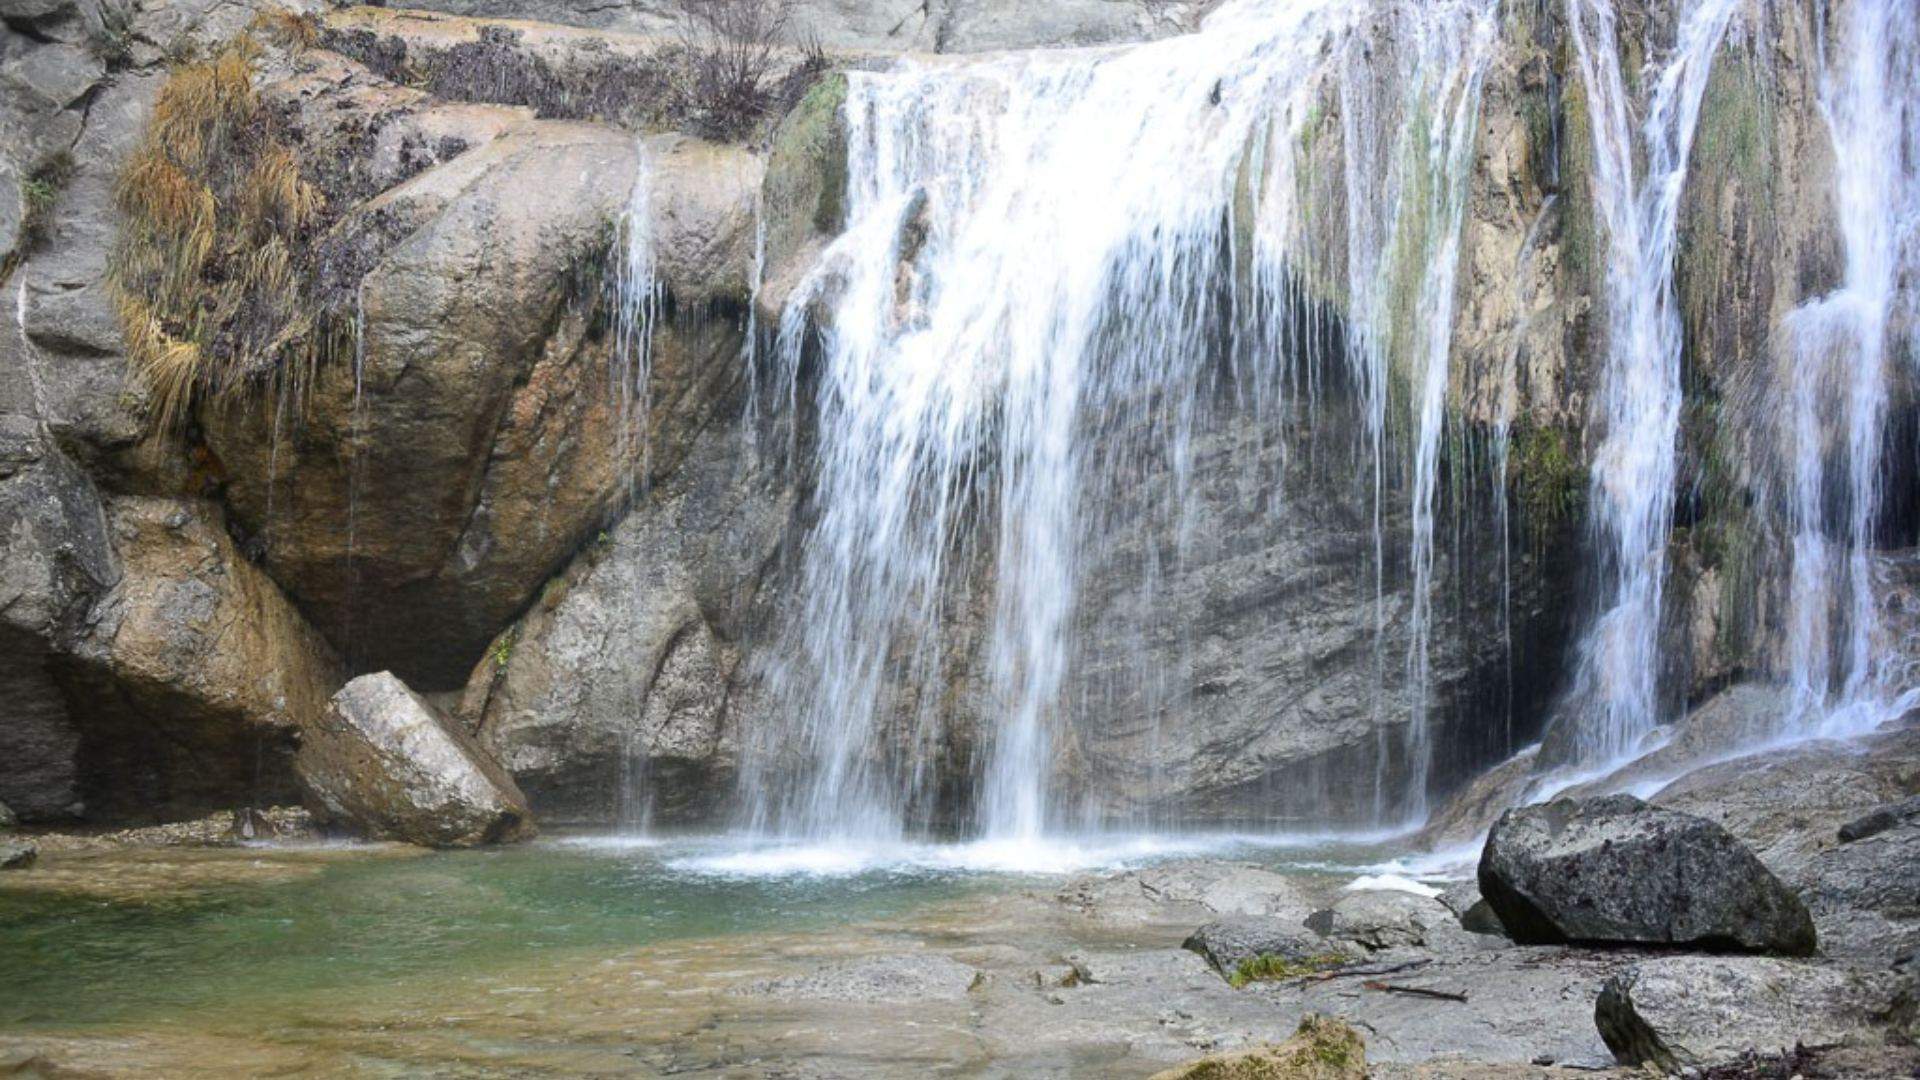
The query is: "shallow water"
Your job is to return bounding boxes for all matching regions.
[0,829,1430,1073]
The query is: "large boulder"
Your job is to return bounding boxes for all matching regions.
[299,672,535,847]
[1596,956,1899,1072]
[1479,794,1816,955]
[53,497,345,821]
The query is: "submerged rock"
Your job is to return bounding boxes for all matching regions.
[298,673,535,848]
[0,840,35,870]
[1479,794,1815,955]
[731,954,981,1004]
[1596,956,1898,1072]
[1149,1014,1366,1080]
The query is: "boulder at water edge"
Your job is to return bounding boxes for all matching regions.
[1595,956,1897,1071]
[1478,794,1816,954]
[298,673,535,848]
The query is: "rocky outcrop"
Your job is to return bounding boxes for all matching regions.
[1596,956,1900,1072]
[182,40,762,690]
[456,416,789,824]
[343,0,1209,56]
[299,672,534,846]
[1479,794,1816,955]
[54,496,344,821]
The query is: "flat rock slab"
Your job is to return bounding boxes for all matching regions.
[1479,794,1815,954]
[731,954,982,1004]
[1056,859,1323,925]
[1596,955,1900,1071]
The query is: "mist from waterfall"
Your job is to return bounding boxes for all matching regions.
[1560,0,1739,768]
[1780,0,1920,738]
[741,0,1500,844]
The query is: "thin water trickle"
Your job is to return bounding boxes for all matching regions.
[610,143,663,836]
[744,0,1500,844]
[1561,0,1740,768]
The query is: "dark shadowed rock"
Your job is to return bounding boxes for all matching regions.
[1839,794,1920,843]
[299,672,535,848]
[1479,794,1816,955]
[1181,919,1358,978]
[1596,956,1899,1072]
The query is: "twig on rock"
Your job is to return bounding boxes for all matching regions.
[1360,980,1468,1002]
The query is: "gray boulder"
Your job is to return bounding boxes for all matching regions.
[1596,956,1898,1071]
[1480,795,1816,955]
[1181,919,1358,978]
[0,840,35,869]
[0,801,13,829]
[1306,889,1461,952]
[299,673,536,847]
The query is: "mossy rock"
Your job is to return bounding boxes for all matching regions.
[1149,1015,1366,1080]
[761,72,849,277]
[1227,951,1350,989]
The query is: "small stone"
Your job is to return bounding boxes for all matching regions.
[0,841,38,870]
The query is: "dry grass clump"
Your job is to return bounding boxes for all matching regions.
[110,34,326,434]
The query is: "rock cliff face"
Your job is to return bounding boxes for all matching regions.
[0,0,1909,833]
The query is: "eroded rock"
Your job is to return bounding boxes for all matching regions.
[1479,794,1815,955]
[299,672,535,847]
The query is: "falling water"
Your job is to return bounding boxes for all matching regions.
[610,145,663,834]
[1781,0,1920,737]
[745,0,1500,843]
[1562,0,1739,767]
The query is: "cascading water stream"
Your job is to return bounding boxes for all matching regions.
[1781,0,1920,738]
[1561,0,1739,768]
[743,0,1500,845]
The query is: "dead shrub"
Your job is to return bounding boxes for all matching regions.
[109,33,327,435]
[673,0,821,141]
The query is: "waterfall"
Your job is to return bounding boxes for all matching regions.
[1781,0,1920,738]
[1561,0,1739,767]
[746,0,1499,843]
